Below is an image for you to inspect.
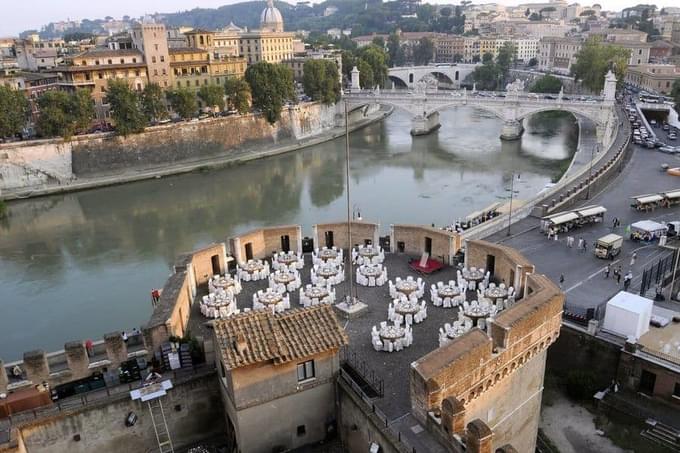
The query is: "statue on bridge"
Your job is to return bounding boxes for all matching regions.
[505,78,525,94]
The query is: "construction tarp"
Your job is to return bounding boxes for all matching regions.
[602,291,653,340]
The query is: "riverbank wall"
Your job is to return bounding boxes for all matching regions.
[0,102,388,200]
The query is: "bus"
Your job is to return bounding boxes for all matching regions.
[640,94,660,103]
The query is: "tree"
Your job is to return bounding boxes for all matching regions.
[198,85,226,111]
[528,57,538,67]
[167,88,198,120]
[387,33,405,67]
[571,37,629,92]
[302,59,341,105]
[0,85,29,138]
[453,53,463,63]
[468,63,501,90]
[472,54,481,63]
[141,83,168,123]
[357,59,374,90]
[341,51,356,80]
[482,52,494,64]
[440,7,452,17]
[372,36,385,49]
[224,78,251,114]
[36,90,93,138]
[496,42,516,81]
[413,37,435,66]
[530,75,563,94]
[245,62,294,124]
[524,8,531,17]
[105,79,146,135]
[671,79,680,114]
[529,12,541,21]
[357,45,389,88]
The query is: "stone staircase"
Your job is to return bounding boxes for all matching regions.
[641,419,680,451]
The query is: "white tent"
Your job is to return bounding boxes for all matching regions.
[602,291,653,340]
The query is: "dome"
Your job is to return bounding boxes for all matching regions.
[260,0,284,32]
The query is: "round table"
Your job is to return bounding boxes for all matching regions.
[446,325,468,339]
[438,286,460,298]
[258,291,282,306]
[211,277,235,290]
[485,287,507,301]
[396,280,418,296]
[276,252,299,266]
[464,305,490,325]
[305,286,329,300]
[273,272,296,284]
[319,249,339,261]
[243,261,264,273]
[360,265,382,277]
[358,246,379,258]
[462,269,485,282]
[395,301,420,316]
[379,325,405,341]
[318,264,340,278]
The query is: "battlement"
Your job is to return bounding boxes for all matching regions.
[410,240,563,451]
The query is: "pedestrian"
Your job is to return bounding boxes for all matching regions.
[624,271,633,291]
[567,236,574,248]
[547,228,553,240]
[559,273,565,289]
[616,265,622,284]
[122,331,128,344]
[583,241,587,253]
[578,237,584,250]
[630,252,637,267]
[612,217,617,229]
[604,264,610,278]
[85,339,93,357]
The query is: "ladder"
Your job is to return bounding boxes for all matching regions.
[147,398,174,453]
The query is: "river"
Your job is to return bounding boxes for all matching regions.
[0,107,578,360]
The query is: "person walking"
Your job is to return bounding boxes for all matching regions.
[604,264,610,278]
[567,236,574,248]
[559,273,565,289]
[122,331,128,344]
[583,241,588,253]
[85,339,93,357]
[624,271,633,291]
[578,237,584,250]
[616,265,623,284]
[630,252,637,267]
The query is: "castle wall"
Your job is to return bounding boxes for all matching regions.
[15,373,224,453]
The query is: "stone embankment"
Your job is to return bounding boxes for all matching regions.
[0,102,389,200]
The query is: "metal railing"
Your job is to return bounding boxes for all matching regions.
[339,347,384,398]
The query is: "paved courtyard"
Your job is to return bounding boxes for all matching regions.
[189,253,467,420]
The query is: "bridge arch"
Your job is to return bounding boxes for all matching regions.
[516,105,601,125]
[388,75,408,89]
[429,102,507,122]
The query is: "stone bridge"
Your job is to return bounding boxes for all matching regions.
[387,64,479,89]
[346,67,619,149]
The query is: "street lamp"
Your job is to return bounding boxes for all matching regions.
[344,101,357,305]
[506,173,520,236]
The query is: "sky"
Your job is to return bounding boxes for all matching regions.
[1,0,678,37]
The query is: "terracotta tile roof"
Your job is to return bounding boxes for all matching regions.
[214,305,348,370]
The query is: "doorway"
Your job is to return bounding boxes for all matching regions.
[281,235,290,253]
[639,370,656,395]
[211,255,221,276]
[424,237,432,255]
[486,254,495,276]
[325,231,334,248]
[244,242,253,261]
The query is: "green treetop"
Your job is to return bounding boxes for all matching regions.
[106,79,147,136]
[0,85,29,138]
[245,62,295,124]
[302,59,341,105]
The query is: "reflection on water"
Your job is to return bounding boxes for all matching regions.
[0,108,577,359]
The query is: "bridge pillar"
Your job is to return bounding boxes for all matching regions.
[500,119,524,141]
[411,111,441,136]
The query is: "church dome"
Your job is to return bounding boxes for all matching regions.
[260,0,284,32]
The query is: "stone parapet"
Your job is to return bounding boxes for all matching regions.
[0,359,8,393]
[104,332,127,367]
[22,350,49,383]
[64,341,90,379]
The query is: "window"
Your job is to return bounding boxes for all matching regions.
[297,425,306,437]
[154,44,159,51]
[297,360,315,382]
[107,59,112,64]
[152,56,156,63]
[132,58,137,63]
[160,55,165,62]
[154,69,158,76]
[120,59,124,64]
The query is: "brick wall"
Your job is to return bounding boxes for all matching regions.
[313,221,379,250]
[229,225,301,263]
[391,225,460,264]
